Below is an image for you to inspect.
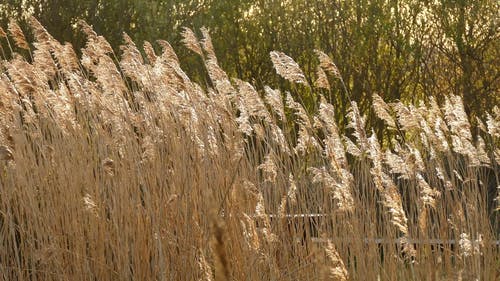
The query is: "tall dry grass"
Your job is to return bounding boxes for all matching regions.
[0,18,498,280]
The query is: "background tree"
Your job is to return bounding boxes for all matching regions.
[0,0,497,131]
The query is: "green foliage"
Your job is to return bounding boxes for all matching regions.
[1,0,498,128]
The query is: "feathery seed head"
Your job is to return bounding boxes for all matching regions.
[372,93,396,128]
[315,66,330,89]
[314,49,341,78]
[181,27,203,56]
[8,20,29,50]
[270,51,308,84]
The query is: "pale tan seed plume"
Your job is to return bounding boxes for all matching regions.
[416,173,441,209]
[384,149,411,179]
[309,166,354,213]
[319,240,349,281]
[393,102,419,131]
[287,173,298,206]
[372,93,396,128]
[205,58,229,82]
[78,20,113,55]
[317,97,337,133]
[278,194,288,218]
[200,27,217,62]
[443,95,481,166]
[314,49,340,78]
[235,79,271,122]
[32,43,57,81]
[343,136,362,157]
[205,59,232,91]
[269,123,290,154]
[385,144,424,179]
[181,27,203,56]
[458,233,482,257]
[198,249,214,281]
[476,116,488,133]
[235,101,253,136]
[253,186,267,217]
[258,153,278,183]
[451,135,480,166]
[277,181,293,227]
[78,19,97,38]
[270,51,308,84]
[120,32,147,84]
[8,20,29,50]
[156,39,180,65]
[52,42,80,72]
[29,16,55,45]
[5,56,37,96]
[295,124,321,155]
[368,131,383,173]
[486,106,499,138]
[444,95,473,141]
[143,41,157,64]
[240,213,260,252]
[206,125,220,157]
[141,135,156,163]
[347,101,369,153]
[371,167,409,234]
[433,117,450,152]
[264,86,285,121]
[82,193,99,217]
[399,236,417,263]
[407,146,425,174]
[286,92,312,129]
[319,98,347,167]
[475,136,490,165]
[315,66,330,89]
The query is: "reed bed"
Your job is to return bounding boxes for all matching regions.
[0,18,498,280]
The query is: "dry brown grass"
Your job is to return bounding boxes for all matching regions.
[0,18,498,281]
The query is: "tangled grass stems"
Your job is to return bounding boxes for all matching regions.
[0,18,498,281]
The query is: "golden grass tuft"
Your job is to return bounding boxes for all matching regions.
[0,20,498,281]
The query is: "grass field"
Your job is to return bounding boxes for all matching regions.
[0,18,498,280]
